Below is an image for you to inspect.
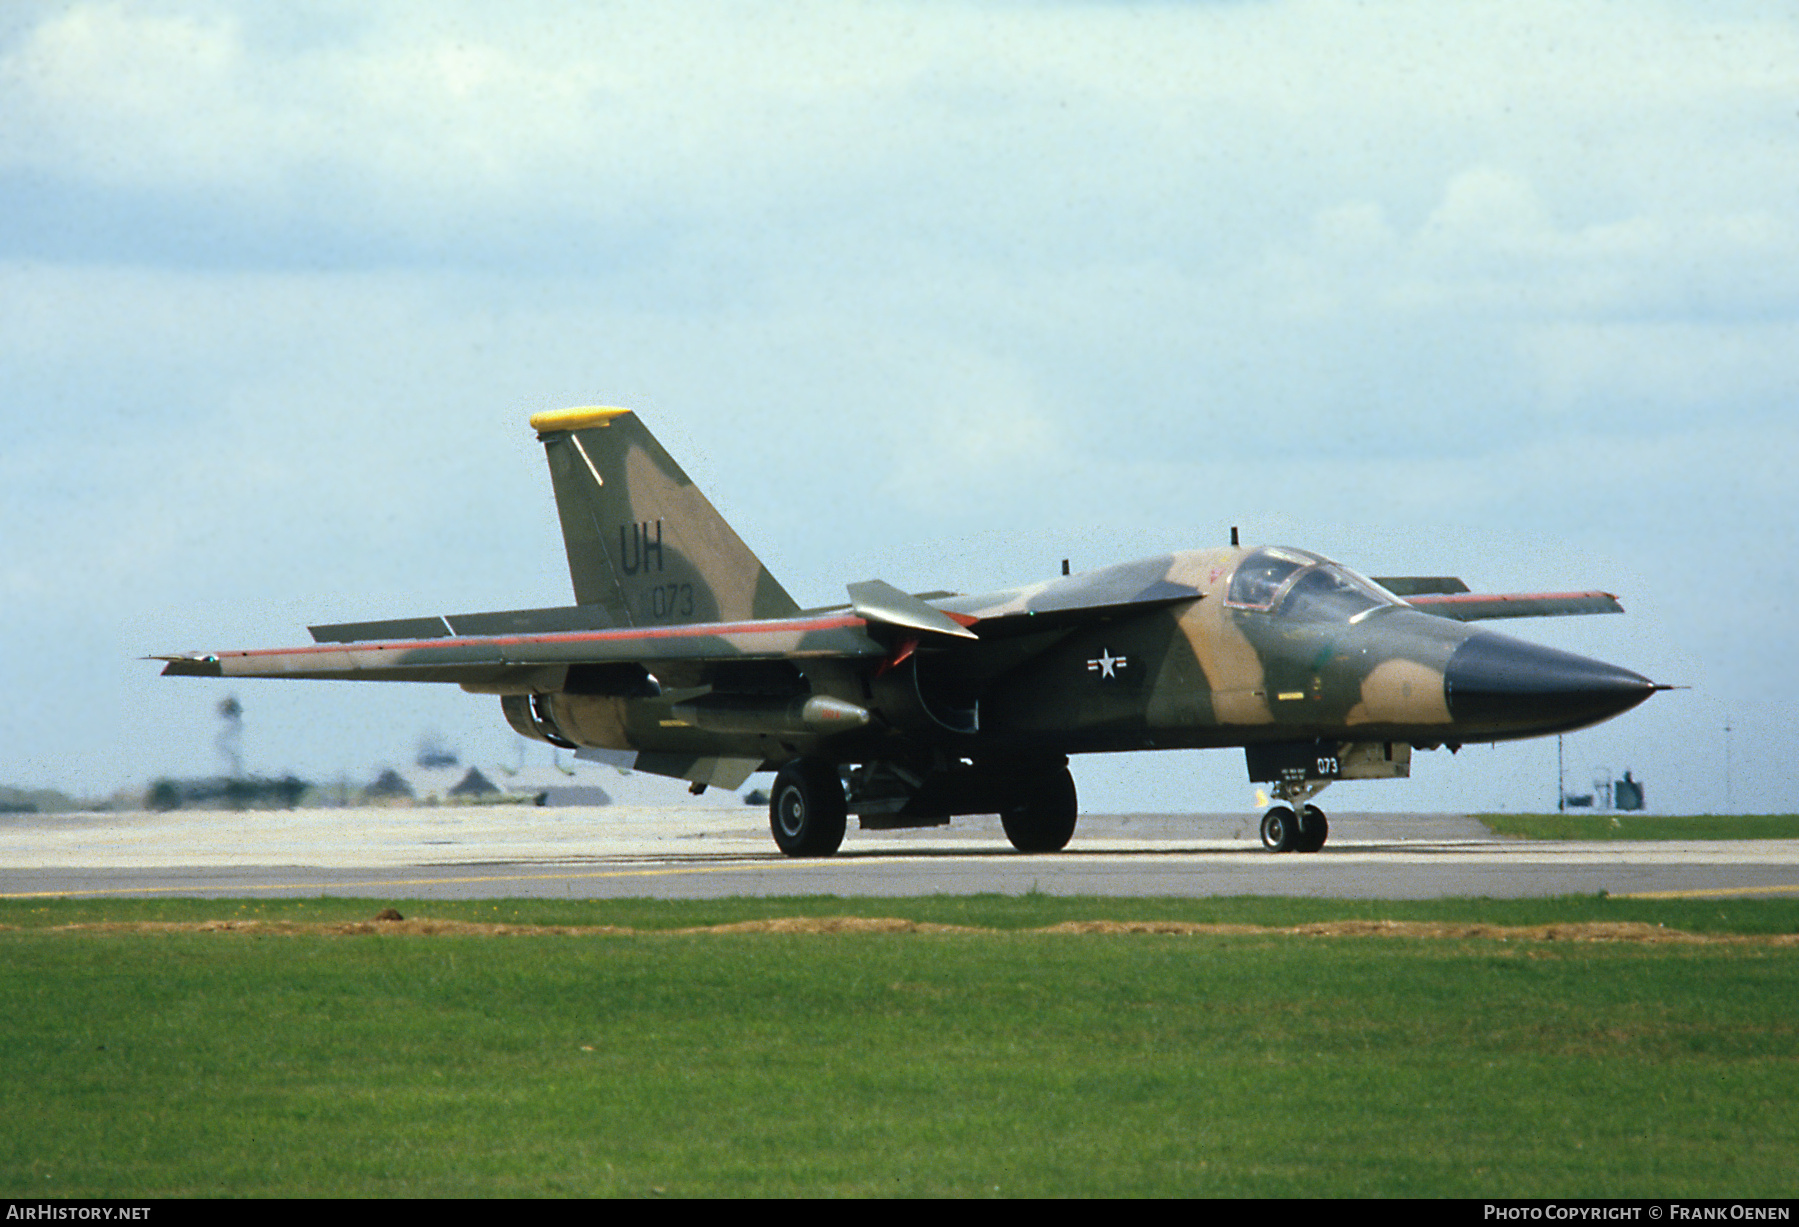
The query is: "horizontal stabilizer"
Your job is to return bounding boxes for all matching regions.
[310,616,449,644]
[848,579,979,639]
[444,605,614,637]
[1407,591,1624,621]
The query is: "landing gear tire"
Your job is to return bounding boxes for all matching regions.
[769,759,847,858]
[1295,805,1329,853]
[1000,766,1078,853]
[1260,805,1298,853]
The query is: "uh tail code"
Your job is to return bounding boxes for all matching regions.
[618,520,665,574]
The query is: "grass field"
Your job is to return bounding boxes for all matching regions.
[4,895,1796,1198]
[1477,813,1799,841]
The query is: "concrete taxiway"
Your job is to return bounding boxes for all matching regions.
[2,806,1795,901]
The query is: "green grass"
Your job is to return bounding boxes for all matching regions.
[1477,813,1799,841]
[4,895,1797,1197]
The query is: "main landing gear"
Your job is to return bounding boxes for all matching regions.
[769,759,848,857]
[767,755,1079,857]
[1259,779,1330,854]
[998,764,1078,853]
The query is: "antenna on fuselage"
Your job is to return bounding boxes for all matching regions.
[1230,526,1240,546]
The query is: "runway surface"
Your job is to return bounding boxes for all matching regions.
[3,806,1796,901]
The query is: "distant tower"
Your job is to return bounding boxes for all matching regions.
[216,696,244,778]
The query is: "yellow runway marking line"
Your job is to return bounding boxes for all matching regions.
[0,860,825,900]
[1613,883,1799,900]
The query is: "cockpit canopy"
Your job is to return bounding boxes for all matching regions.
[1225,547,1403,624]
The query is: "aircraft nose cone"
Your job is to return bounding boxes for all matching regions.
[1444,632,1656,737]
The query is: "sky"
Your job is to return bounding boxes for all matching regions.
[2,0,1794,814]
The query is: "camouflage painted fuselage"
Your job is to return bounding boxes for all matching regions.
[522,545,1645,770]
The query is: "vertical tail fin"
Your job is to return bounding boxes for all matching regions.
[530,407,800,627]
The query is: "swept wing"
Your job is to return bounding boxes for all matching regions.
[1370,575,1623,621]
[1403,591,1624,621]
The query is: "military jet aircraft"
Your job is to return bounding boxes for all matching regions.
[158,407,1661,856]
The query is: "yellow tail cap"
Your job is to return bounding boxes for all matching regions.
[529,406,632,433]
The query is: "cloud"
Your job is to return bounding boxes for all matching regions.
[4,0,1795,278]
